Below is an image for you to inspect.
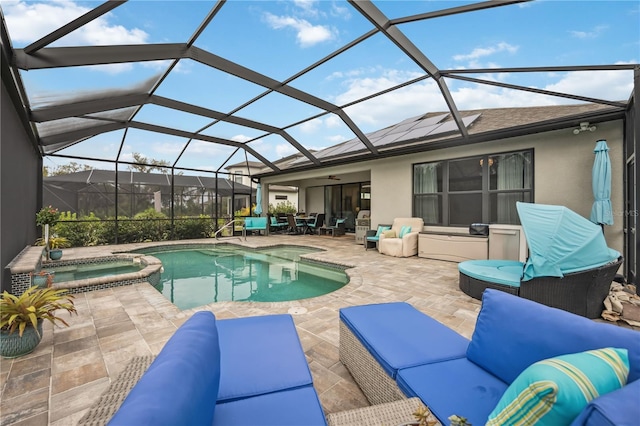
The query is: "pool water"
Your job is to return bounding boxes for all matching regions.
[142,245,349,310]
[47,261,144,283]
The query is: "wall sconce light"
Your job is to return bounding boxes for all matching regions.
[573,122,597,135]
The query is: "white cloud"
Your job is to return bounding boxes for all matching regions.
[299,118,323,133]
[263,12,335,47]
[569,25,608,39]
[1,0,149,46]
[293,0,319,18]
[231,134,252,143]
[276,143,298,158]
[453,42,519,62]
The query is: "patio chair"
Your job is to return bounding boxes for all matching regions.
[319,218,346,237]
[286,214,302,234]
[268,214,288,233]
[458,202,622,318]
[378,218,424,257]
[306,214,325,234]
[365,224,391,250]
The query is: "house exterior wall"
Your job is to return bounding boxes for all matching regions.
[262,120,624,255]
[225,164,298,210]
[1,80,41,292]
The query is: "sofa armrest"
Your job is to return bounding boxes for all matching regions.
[109,311,221,425]
[570,380,640,426]
[401,232,420,257]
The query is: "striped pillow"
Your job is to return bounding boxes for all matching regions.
[486,348,629,426]
[398,225,412,238]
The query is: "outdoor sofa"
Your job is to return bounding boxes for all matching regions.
[108,311,327,425]
[339,289,640,426]
[243,216,268,237]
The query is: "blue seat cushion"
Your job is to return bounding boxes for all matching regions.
[339,302,469,378]
[458,260,524,287]
[109,311,221,426]
[213,386,327,426]
[396,357,508,426]
[216,314,313,402]
[366,236,379,242]
[467,289,640,385]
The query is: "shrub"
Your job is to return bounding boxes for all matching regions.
[268,200,297,215]
[174,216,212,239]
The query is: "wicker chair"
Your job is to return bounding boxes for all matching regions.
[459,257,623,319]
[519,256,623,319]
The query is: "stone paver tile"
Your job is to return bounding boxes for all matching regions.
[2,367,51,399]
[51,361,108,394]
[0,387,48,426]
[54,324,97,344]
[53,335,99,358]
[49,378,110,423]
[7,353,51,377]
[52,347,103,375]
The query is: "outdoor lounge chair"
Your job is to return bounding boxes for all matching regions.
[458,202,622,318]
[378,218,424,257]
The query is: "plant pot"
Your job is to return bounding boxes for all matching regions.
[49,249,63,260]
[0,320,43,358]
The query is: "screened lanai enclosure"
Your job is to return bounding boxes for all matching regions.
[0,0,638,287]
[44,170,253,219]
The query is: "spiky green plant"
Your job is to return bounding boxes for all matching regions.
[0,286,77,337]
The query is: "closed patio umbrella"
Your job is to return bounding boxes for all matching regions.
[590,140,613,227]
[254,183,263,216]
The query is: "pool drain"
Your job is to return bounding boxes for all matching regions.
[288,307,308,315]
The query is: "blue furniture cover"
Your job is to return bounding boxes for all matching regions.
[515,202,620,280]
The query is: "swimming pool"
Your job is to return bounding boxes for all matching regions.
[138,245,349,310]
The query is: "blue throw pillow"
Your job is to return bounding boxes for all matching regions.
[398,225,412,238]
[486,347,629,426]
[375,225,391,237]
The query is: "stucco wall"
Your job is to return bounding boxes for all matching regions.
[370,121,624,255]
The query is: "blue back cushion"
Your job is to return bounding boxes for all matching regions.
[375,225,391,236]
[466,289,640,384]
[245,218,253,227]
[398,225,411,238]
[216,314,313,402]
[109,311,221,425]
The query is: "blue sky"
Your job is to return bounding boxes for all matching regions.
[1,0,638,173]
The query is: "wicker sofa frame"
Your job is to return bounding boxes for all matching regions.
[338,321,406,405]
[459,256,623,319]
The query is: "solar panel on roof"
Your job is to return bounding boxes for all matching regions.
[411,113,450,129]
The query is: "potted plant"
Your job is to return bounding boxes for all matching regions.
[35,205,60,253]
[0,286,76,358]
[35,235,70,260]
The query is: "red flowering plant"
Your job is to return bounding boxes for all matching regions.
[36,206,60,226]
